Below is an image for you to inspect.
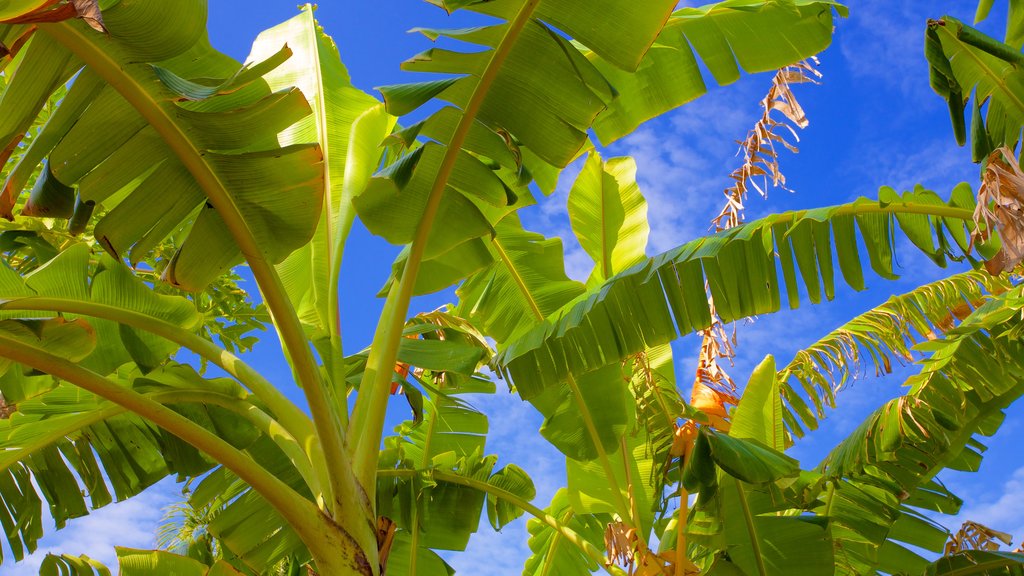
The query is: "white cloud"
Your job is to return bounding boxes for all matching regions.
[5,479,178,574]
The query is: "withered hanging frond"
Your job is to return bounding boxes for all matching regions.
[974,146,1024,274]
[693,59,821,418]
[945,520,1015,555]
[712,58,821,232]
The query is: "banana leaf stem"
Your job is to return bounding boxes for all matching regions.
[41,21,358,523]
[348,0,543,502]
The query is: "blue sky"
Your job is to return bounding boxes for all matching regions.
[10,1,1024,573]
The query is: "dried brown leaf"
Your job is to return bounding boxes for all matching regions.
[0,395,14,419]
[695,59,821,429]
[712,58,820,232]
[0,0,104,32]
[71,0,105,33]
[975,147,1024,274]
[605,522,638,572]
[945,520,1014,555]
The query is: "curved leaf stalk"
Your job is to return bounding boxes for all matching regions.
[349,0,543,498]
[0,296,335,500]
[379,469,626,576]
[0,388,317,499]
[149,390,318,495]
[0,297,313,445]
[38,21,359,526]
[0,334,370,571]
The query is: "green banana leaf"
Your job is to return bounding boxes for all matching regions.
[778,269,1011,437]
[0,1,325,291]
[496,184,990,400]
[926,16,1024,157]
[522,489,611,576]
[0,242,203,378]
[568,152,649,285]
[686,356,832,575]
[819,286,1024,575]
[253,6,395,350]
[0,363,270,565]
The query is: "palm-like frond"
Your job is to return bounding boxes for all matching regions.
[522,489,611,576]
[0,363,272,565]
[0,2,326,291]
[819,286,1024,575]
[496,184,987,399]
[356,0,842,297]
[778,269,1013,437]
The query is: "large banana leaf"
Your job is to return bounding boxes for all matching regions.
[0,243,202,379]
[182,311,515,573]
[926,550,1024,575]
[818,286,1024,575]
[568,152,648,285]
[591,0,846,143]
[974,0,1024,49]
[39,552,112,576]
[455,215,585,344]
[356,0,839,297]
[495,184,989,400]
[778,269,1012,437]
[0,2,324,291]
[115,548,245,576]
[0,363,271,565]
[252,6,395,350]
[180,433,315,573]
[926,16,1024,157]
[686,357,833,576]
[522,489,611,576]
[377,389,537,570]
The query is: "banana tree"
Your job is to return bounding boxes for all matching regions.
[2,1,1023,575]
[0,0,852,574]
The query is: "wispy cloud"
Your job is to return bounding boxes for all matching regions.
[609,84,765,253]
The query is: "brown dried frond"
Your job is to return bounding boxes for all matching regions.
[693,309,738,393]
[605,522,639,573]
[691,310,739,431]
[945,520,1014,555]
[0,0,105,32]
[974,147,1024,274]
[605,520,697,576]
[694,59,822,413]
[713,58,821,232]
